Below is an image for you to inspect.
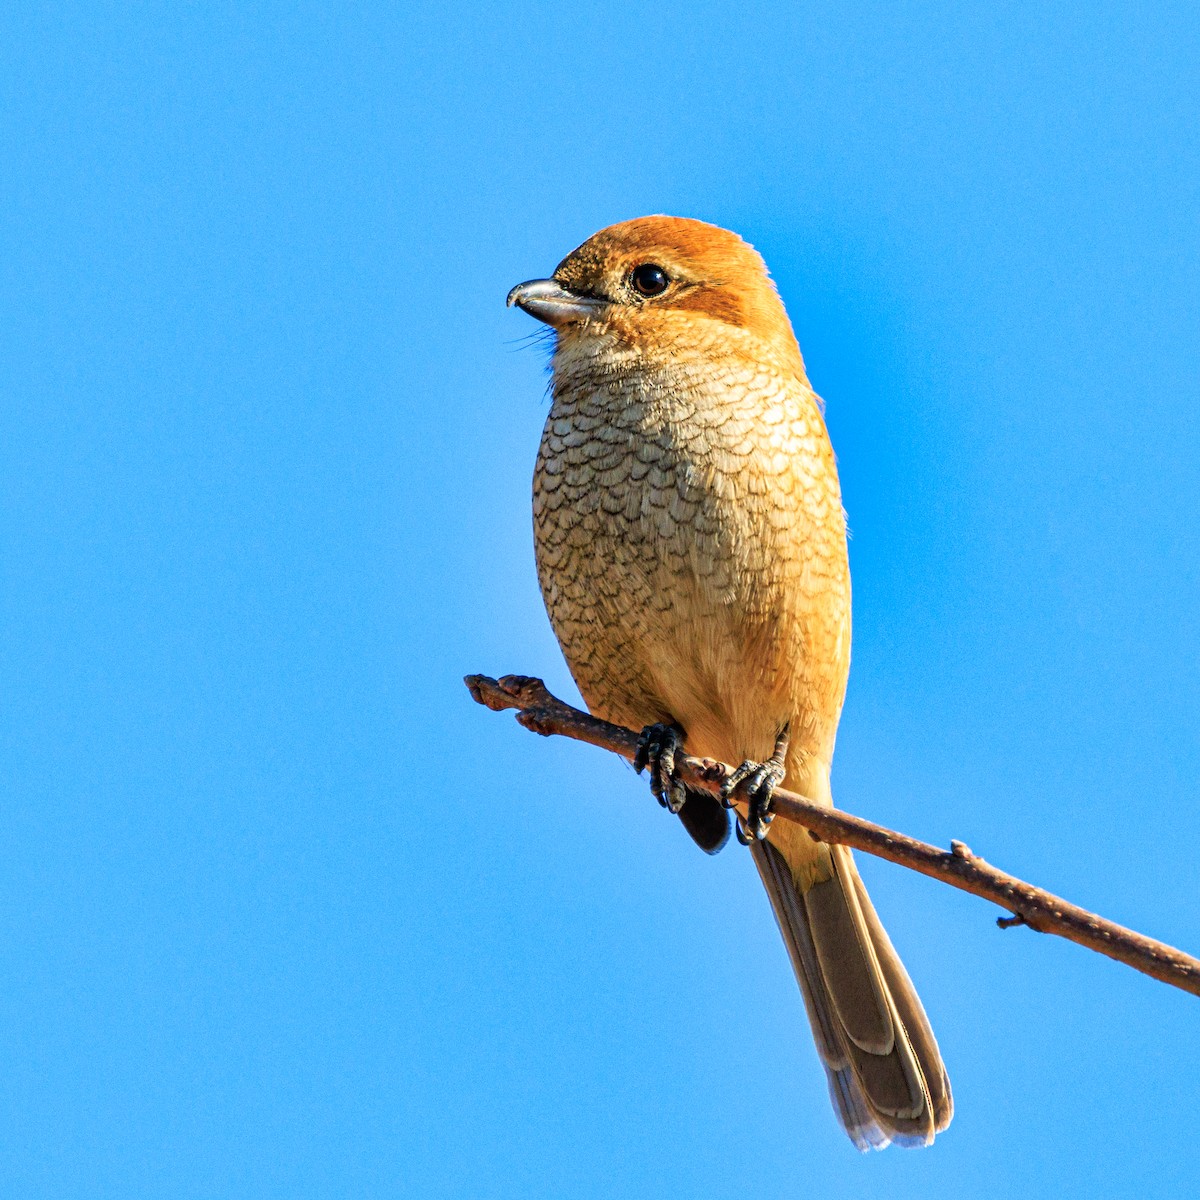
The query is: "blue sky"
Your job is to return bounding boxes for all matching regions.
[2,3,1198,1196]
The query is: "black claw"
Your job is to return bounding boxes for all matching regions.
[747,785,777,840]
[719,760,753,809]
[635,722,687,812]
[633,738,651,776]
[656,738,676,807]
[666,780,687,815]
[720,725,790,844]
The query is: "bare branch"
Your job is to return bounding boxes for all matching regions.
[466,672,1200,999]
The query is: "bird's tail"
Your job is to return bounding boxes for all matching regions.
[751,837,953,1149]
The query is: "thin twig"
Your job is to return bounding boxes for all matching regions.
[465,672,1200,999]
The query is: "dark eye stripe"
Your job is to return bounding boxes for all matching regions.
[630,263,669,297]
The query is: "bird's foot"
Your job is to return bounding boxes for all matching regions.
[633,722,688,814]
[721,726,790,844]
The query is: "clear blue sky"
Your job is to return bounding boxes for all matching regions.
[2,3,1198,1197]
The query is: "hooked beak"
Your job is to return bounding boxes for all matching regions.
[506,278,604,327]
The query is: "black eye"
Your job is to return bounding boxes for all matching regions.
[630,263,669,297]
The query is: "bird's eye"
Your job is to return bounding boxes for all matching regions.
[630,263,669,297]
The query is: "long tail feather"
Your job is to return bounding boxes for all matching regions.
[751,838,952,1149]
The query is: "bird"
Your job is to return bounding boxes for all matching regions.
[507,216,952,1149]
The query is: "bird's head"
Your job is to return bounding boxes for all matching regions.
[507,216,806,379]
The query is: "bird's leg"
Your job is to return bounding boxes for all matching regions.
[633,722,688,814]
[721,725,790,844]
